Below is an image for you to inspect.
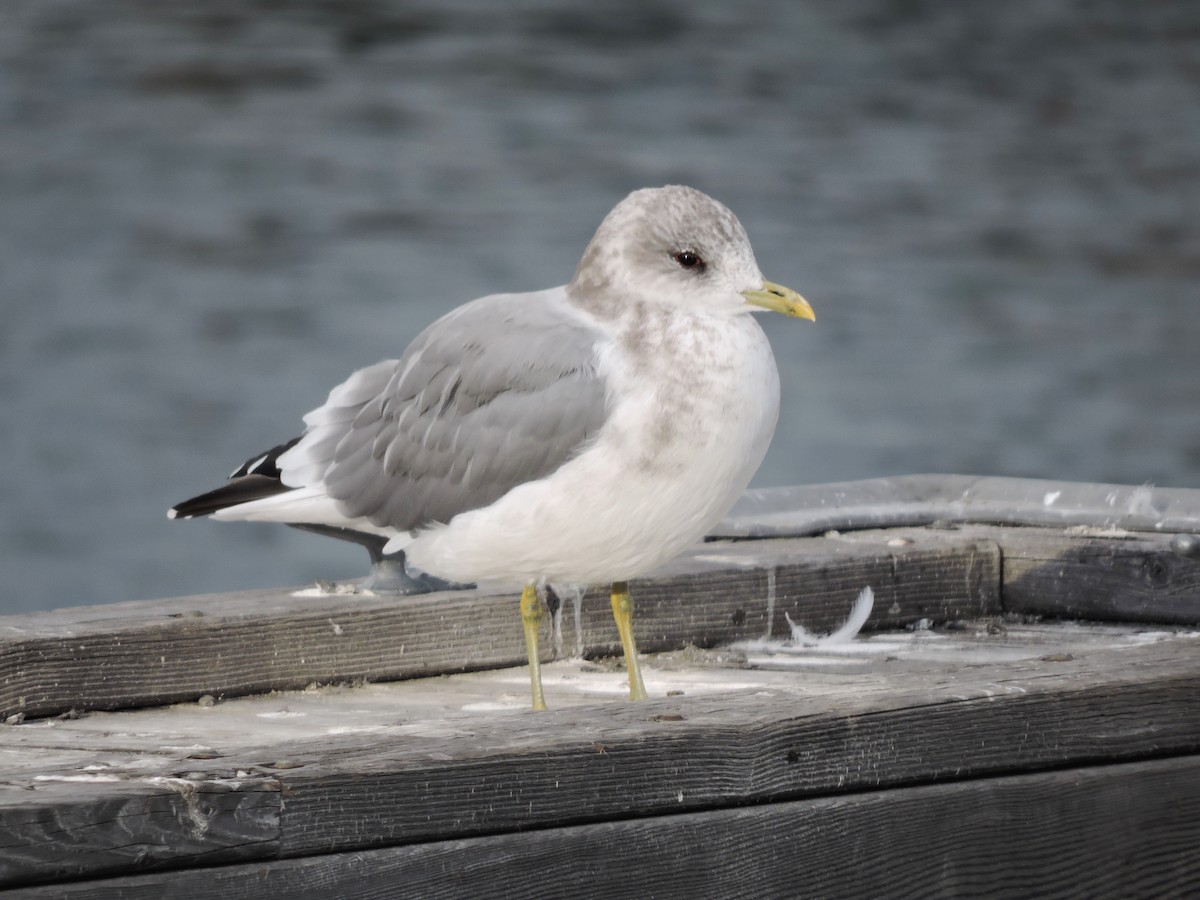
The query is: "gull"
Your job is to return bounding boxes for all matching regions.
[170,185,814,710]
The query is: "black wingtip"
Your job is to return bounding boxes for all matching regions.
[170,437,303,519]
[229,436,302,480]
[169,474,290,519]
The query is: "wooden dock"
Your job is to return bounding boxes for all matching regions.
[3,476,1199,898]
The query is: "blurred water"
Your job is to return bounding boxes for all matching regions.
[2,0,1197,612]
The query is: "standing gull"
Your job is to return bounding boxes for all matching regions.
[170,185,814,710]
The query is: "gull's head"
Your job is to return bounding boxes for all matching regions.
[568,185,814,322]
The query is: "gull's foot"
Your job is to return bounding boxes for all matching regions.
[363,554,473,595]
[288,523,473,595]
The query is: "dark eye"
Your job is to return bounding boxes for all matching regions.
[671,250,705,271]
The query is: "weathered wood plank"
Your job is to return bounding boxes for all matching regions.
[0,779,279,888]
[0,620,1171,765]
[997,526,1200,624]
[2,631,1198,889]
[12,755,1200,899]
[2,481,1196,892]
[269,640,1200,859]
[0,532,1000,721]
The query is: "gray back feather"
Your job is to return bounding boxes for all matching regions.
[285,290,608,532]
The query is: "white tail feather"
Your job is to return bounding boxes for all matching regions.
[209,486,394,540]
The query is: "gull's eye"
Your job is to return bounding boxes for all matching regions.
[671,250,705,271]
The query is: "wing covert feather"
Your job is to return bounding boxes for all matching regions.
[286,291,609,533]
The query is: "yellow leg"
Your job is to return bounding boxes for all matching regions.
[610,581,648,701]
[520,583,547,711]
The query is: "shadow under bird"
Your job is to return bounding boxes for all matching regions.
[170,185,815,710]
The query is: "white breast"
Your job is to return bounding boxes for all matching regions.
[405,310,780,585]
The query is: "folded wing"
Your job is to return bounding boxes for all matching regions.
[275,289,610,533]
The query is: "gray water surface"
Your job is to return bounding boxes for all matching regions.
[2,1,1197,612]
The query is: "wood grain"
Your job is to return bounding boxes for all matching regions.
[12,756,1200,899]
[997,527,1200,623]
[0,779,278,888]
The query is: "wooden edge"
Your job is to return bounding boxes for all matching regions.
[12,755,1200,899]
[717,475,1200,537]
[3,639,1198,888]
[0,531,1000,721]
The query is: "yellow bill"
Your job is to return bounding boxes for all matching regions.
[742,280,815,321]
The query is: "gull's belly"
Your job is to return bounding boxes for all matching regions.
[407,314,780,584]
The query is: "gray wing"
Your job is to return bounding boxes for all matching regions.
[280,289,609,532]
